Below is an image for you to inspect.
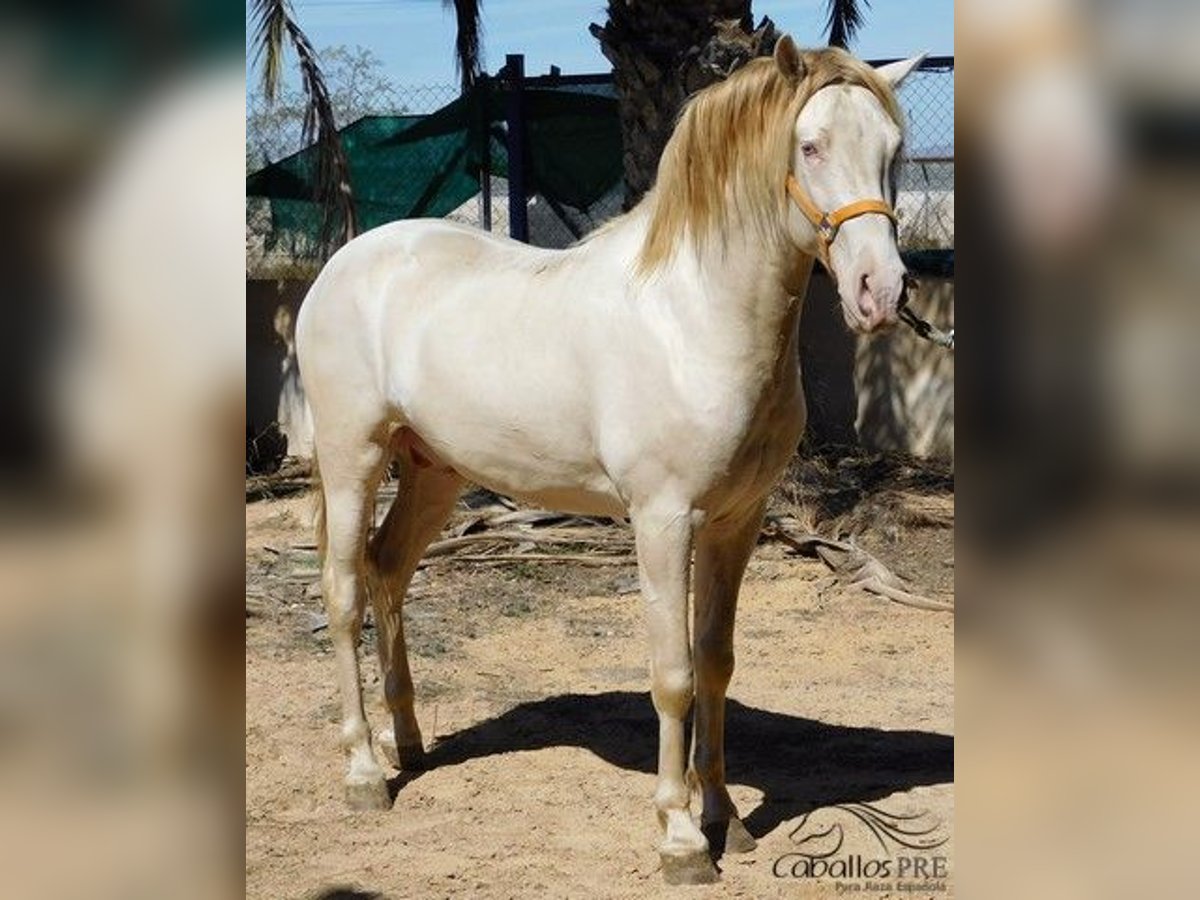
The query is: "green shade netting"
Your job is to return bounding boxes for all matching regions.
[247,84,622,255]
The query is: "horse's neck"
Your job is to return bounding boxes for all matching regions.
[621,212,814,377]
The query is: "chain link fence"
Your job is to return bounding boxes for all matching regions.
[247,59,952,263]
[891,58,954,252]
[246,81,459,167]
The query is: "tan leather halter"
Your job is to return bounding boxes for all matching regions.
[785,173,897,269]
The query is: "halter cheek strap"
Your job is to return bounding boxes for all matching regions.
[785,173,897,269]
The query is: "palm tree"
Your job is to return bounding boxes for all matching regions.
[250,0,356,254]
[590,0,869,209]
[443,0,484,92]
[250,0,484,256]
[823,0,869,50]
[590,2,778,209]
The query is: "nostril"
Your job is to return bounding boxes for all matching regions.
[857,273,874,317]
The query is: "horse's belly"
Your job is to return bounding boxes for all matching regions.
[475,480,627,519]
[442,451,626,518]
[397,413,626,517]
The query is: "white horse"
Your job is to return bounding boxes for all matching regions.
[296,37,924,884]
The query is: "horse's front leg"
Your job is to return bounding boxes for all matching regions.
[690,500,767,856]
[633,505,718,884]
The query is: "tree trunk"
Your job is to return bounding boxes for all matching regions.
[590,2,779,209]
[591,4,860,454]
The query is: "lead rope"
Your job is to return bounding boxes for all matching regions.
[897,273,954,351]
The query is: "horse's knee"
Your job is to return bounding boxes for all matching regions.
[323,571,364,633]
[652,665,694,719]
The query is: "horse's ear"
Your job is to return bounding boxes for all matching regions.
[773,35,805,82]
[875,53,927,89]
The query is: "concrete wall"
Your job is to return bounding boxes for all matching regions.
[247,279,312,463]
[801,273,954,460]
[855,277,954,459]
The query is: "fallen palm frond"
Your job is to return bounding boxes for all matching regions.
[763,515,953,612]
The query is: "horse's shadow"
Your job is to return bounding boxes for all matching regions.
[390,691,952,842]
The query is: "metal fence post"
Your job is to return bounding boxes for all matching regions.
[504,53,529,243]
[476,75,492,231]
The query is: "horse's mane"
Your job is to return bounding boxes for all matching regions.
[633,47,903,274]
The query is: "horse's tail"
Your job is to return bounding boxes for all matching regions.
[311,450,327,568]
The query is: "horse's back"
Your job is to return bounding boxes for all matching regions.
[296,218,551,379]
[301,219,572,331]
[343,218,553,275]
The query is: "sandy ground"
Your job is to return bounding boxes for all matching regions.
[246,479,954,899]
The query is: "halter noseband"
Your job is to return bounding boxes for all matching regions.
[784,173,897,269]
[785,174,953,349]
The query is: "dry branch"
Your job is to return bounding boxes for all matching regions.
[764,516,953,612]
[421,553,635,567]
[424,527,631,558]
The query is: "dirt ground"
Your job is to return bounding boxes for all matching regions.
[246,461,954,899]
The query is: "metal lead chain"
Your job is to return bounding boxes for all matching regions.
[897,274,955,351]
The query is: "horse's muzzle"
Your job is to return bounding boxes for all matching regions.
[847,265,905,332]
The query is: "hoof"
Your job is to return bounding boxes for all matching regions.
[344,775,391,811]
[723,817,757,854]
[661,850,719,885]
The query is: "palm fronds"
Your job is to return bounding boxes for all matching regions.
[823,0,870,50]
[444,0,484,93]
[250,0,357,255]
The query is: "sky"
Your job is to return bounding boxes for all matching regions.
[250,0,954,88]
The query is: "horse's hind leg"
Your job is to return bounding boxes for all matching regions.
[690,499,767,855]
[367,456,463,771]
[316,432,390,810]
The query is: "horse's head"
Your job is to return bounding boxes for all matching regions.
[775,38,925,334]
